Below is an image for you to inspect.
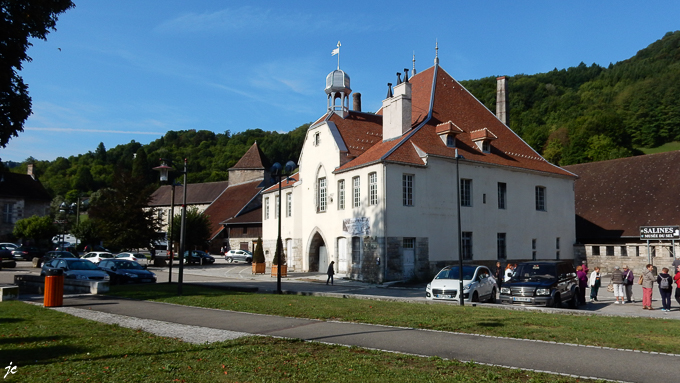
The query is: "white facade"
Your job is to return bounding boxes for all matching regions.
[262,62,576,282]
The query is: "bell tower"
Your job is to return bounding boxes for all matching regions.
[325,69,351,118]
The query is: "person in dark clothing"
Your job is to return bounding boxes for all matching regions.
[657,267,673,312]
[326,261,335,285]
[576,266,587,305]
[494,261,503,289]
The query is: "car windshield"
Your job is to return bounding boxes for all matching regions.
[113,261,144,270]
[435,266,477,280]
[511,264,557,281]
[67,260,99,271]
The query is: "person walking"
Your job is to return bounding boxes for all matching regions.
[326,261,335,286]
[589,267,601,302]
[641,264,655,310]
[611,266,625,304]
[622,265,635,303]
[576,266,587,305]
[657,267,673,312]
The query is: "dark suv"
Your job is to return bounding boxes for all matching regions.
[499,261,579,308]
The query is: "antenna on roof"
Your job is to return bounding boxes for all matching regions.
[412,52,417,75]
[434,40,439,65]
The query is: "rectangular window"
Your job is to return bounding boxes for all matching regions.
[274,195,279,219]
[353,176,361,208]
[460,179,472,207]
[338,180,345,210]
[532,239,537,260]
[2,203,14,224]
[535,186,546,211]
[621,246,628,256]
[592,246,600,256]
[461,232,473,260]
[369,172,378,205]
[606,246,614,256]
[264,198,269,220]
[318,177,327,212]
[351,236,361,264]
[403,238,415,249]
[498,182,507,209]
[403,174,414,206]
[497,233,507,260]
[635,246,640,257]
[286,193,292,217]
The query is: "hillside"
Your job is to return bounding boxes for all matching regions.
[461,30,680,166]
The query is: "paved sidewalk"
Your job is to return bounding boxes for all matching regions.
[26,294,680,383]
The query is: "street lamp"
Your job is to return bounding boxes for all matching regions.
[455,149,465,306]
[270,160,296,294]
[58,201,78,250]
[154,158,188,296]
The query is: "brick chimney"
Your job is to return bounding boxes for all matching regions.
[353,93,362,112]
[496,76,508,125]
[382,71,412,141]
[27,163,35,180]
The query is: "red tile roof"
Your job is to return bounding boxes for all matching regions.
[202,179,264,240]
[332,64,574,177]
[563,151,680,239]
[149,181,229,206]
[263,173,299,194]
[230,142,268,170]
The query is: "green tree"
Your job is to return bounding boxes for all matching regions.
[71,218,100,249]
[0,0,75,147]
[87,169,161,251]
[170,206,211,252]
[253,237,265,263]
[13,215,58,247]
[272,237,285,265]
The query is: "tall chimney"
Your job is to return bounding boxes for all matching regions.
[353,93,362,112]
[27,163,35,180]
[496,76,508,125]
[382,75,412,141]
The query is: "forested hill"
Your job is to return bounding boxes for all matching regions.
[10,31,680,199]
[461,30,680,166]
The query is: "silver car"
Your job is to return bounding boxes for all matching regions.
[224,249,253,263]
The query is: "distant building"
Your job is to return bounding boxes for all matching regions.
[261,52,576,282]
[148,142,270,253]
[564,151,680,274]
[0,164,52,241]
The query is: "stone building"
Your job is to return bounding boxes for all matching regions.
[261,51,576,282]
[0,165,52,241]
[564,151,680,274]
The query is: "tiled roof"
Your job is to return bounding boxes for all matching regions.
[221,208,262,225]
[202,179,264,240]
[263,173,299,194]
[324,112,383,159]
[563,151,680,239]
[333,64,574,177]
[149,181,229,206]
[0,172,51,201]
[230,142,269,170]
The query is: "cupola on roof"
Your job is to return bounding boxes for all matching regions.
[325,69,351,95]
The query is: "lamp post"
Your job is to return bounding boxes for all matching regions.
[58,201,77,250]
[455,149,465,306]
[154,158,188,296]
[270,160,296,295]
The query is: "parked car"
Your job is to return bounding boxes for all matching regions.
[11,245,44,261]
[40,258,110,281]
[499,261,579,308]
[224,249,253,263]
[183,250,215,265]
[0,242,18,250]
[0,244,16,268]
[43,251,79,261]
[115,252,147,262]
[426,265,497,303]
[81,251,115,264]
[98,259,156,284]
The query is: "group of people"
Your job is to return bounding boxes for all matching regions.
[588,263,680,312]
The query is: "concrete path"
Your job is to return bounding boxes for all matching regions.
[28,294,680,383]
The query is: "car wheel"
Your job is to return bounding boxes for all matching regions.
[226,257,233,263]
[472,291,480,302]
[489,288,497,303]
[552,294,562,308]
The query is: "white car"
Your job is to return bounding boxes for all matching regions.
[115,252,147,262]
[426,265,497,303]
[81,251,114,264]
[224,249,253,263]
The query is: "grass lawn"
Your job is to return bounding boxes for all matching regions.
[109,283,680,354]
[638,141,680,154]
[0,301,598,383]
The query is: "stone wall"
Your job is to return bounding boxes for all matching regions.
[583,242,679,275]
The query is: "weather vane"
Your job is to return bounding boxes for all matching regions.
[332,41,341,70]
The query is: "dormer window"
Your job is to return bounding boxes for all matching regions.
[470,128,497,153]
[435,121,463,147]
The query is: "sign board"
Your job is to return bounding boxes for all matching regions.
[639,226,680,240]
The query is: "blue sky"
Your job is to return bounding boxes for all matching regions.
[3,0,680,162]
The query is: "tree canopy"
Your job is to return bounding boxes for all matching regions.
[0,0,75,147]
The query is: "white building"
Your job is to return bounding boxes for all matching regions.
[262,53,576,282]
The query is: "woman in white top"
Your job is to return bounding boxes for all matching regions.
[588,267,601,302]
[504,264,514,282]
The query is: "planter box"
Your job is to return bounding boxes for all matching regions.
[271,265,288,277]
[252,262,266,274]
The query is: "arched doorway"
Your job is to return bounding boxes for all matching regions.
[308,231,327,272]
